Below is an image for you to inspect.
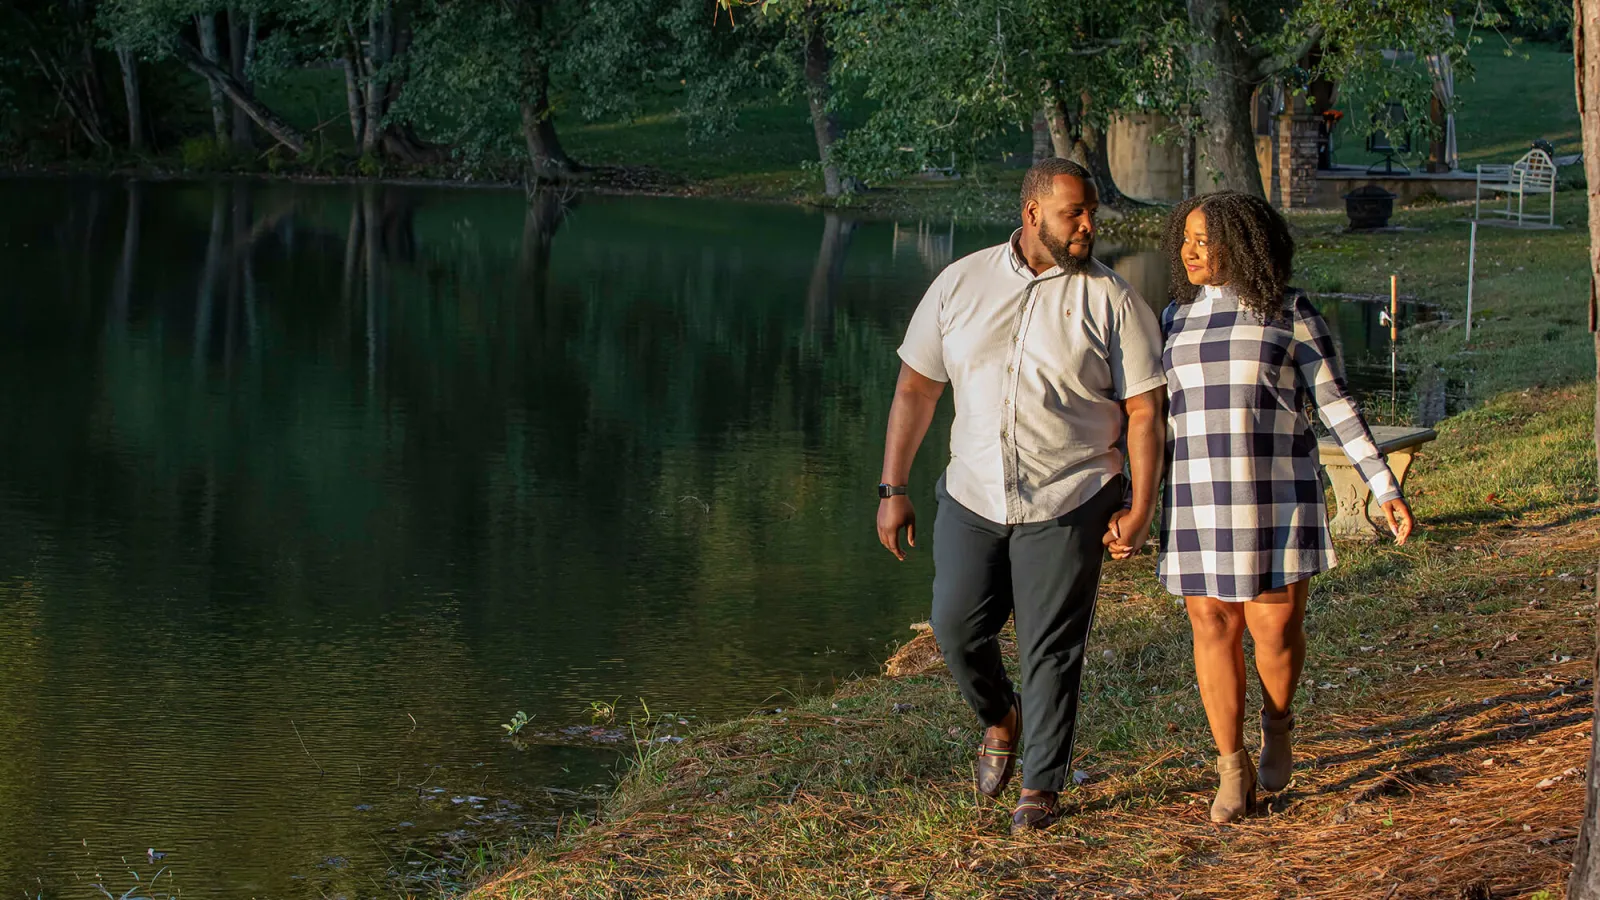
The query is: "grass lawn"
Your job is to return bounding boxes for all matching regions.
[1293,191,1594,409]
[1332,33,1582,172]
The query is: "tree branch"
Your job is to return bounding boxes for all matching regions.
[1255,24,1324,78]
[171,38,308,154]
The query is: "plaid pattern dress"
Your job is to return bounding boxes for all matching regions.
[1158,285,1402,601]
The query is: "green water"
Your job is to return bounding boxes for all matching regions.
[0,178,1404,898]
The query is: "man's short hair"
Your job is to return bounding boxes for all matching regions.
[1021,158,1094,209]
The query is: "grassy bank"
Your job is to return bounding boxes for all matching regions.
[1291,190,1594,413]
[469,382,1595,900]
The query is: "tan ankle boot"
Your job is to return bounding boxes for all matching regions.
[1258,711,1295,792]
[1211,749,1256,824]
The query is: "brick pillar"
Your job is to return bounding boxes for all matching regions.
[1276,113,1322,208]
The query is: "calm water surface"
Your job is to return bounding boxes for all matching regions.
[0,178,1409,898]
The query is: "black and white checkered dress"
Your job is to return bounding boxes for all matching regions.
[1158,285,1401,601]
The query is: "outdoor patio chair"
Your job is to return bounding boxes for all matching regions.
[1474,147,1557,227]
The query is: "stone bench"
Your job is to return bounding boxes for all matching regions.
[1318,425,1437,540]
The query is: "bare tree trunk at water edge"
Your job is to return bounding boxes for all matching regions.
[228,8,254,148]
[802,2,850,198]
[116,46,143,152]
[196,13,228,148]
[521,82,573,180]
[1569,0,1600,894]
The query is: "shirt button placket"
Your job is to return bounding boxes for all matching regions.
[1005,284,1032,522]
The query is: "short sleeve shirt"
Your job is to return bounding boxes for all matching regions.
[897,234,1166,524]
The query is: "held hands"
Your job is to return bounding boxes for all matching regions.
[1102,507,1154,561]
[877,496,917,561]
[1381,497,1415,545]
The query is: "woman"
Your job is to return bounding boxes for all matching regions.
[1148,191,1414,823]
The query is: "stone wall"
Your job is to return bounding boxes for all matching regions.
[1276,114,1323,208]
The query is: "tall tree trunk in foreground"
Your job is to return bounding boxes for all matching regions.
[802,1,850,197]
[1185,0,1267,198]
[1566,0,1600,886]
[196,12,229,148]
[116,45,143,152]
[173,39,308,154]
[1561,0,1600,883]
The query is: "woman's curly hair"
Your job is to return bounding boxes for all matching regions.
[1162,191,1296,320]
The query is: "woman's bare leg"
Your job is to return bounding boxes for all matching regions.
[1242,579,1309,719]
[1185,596,1248,755]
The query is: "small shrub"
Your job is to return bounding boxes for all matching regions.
[357,153,383,178]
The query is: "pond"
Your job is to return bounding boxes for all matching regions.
[0,178,1416,898]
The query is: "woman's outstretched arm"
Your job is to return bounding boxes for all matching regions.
[1289,294,1415,542]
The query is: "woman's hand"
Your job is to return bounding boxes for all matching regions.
[1380,498,1415,545]
[1103,507,1154,560]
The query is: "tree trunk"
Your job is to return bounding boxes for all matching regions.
[1078,92,1137,210]
[173,39,308,155]
[1565,0,1600,888]
[1044,93,1074,159]
[342,55,366,144]
[361,3,394,157]
[196,13,229,148]
[70,0,110,148]
[521,86,574,179]
[228,8,253,148]
[116,46,143,152]
[1032,109,1052,164]
[802,3,850,198]
[1186,0,1267,198]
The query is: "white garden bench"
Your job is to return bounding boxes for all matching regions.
[1474,148,1557,227]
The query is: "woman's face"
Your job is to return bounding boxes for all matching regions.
[1180,207,1221,286]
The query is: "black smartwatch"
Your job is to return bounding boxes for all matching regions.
[877,483,908,499]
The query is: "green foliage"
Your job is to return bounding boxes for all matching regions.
[179,134,228,169]
[502,710,532,735]
[823,0,1189,180]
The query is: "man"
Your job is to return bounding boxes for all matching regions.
[875,158,1165,833]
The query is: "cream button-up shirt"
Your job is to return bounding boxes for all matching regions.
[897,234,1166,525]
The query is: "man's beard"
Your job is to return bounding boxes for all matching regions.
[1038,219,1093,274]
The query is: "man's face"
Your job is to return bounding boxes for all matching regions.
[1028,175,1098,272]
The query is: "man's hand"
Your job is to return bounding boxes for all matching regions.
[1102,507,1154,560]
[877,496,918,561]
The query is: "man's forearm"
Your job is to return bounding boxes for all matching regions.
[880,365,944,484]
[1124,404,1164,518]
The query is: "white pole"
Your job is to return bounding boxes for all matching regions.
[1465,220,1478,344]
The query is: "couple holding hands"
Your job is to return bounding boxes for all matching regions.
[875,159,1416,833]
